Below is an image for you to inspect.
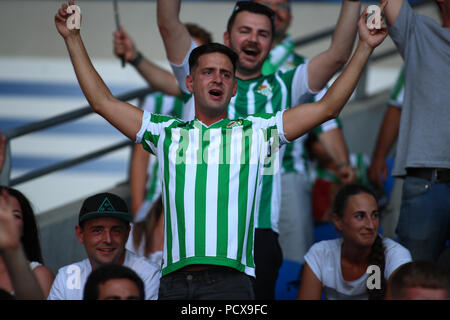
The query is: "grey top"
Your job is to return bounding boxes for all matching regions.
[389,1,450,176]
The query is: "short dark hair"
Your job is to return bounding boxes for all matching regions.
[83,264,145,300]
[227,1,275,36]
[189,42,238,73]
[388,261,450,299]
[185,23,213,45]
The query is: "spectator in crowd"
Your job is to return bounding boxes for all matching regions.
[379,0,450,261]
[297,184,412,300]
[0,186,54,298]
[83,264,145,300]
[252,0,355,270]
[54,0,387,299]
[113,23,212,264]
[47,192,160,300]
[367,67,404,240]
[0,188,46,300]
[385,260,450,300]
[157,0,362,300]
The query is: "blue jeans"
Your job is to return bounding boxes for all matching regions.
[158,267,255,300]
[396,176,450,261]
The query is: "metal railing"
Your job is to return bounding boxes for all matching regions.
[1,87,153,187]
[0,0,432,188]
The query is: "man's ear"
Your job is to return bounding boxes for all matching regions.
[75,225,84,245]
[185,74,194,93]
[232,79,237,97]
[223,31,230,47]
[124,224,131,243]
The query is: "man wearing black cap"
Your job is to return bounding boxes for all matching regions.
[47,192,160,300]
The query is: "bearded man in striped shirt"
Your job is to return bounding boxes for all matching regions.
[55,0,387,299]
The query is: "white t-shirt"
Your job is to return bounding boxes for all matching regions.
[305,237,412,300]
[48,249,161,300]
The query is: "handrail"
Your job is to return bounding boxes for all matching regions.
[4,87,153,141]
[0,0,433,188]
[2,87,153,187]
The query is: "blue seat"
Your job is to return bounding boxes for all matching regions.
[275,259,303,300]
[314,223,339,243]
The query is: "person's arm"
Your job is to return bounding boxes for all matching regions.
[113,27,181,97]
[55,1,143,141]
[297,263,323,300]
[32,266,55,299]
[283,6,388,142]
[0,189,45,300]
[318,128,356,184]
[130,145,151,216]
[380,0,404,27]
[157,0,192,65]
[307,0,361,92]
[367,106,401,189]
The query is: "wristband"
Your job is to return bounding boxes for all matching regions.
[129,51,143,67]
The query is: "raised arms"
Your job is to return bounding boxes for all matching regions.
[307,0,362,93]
[55,0,143,141]
[157,0,193,65]
[113,27,181,97]
[283,5,388,142]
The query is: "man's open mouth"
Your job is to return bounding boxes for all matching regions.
[243,48,259,57]
[209,89,223,97]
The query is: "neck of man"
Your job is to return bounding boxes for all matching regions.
[195,108,228,126]
[236,65,262,81]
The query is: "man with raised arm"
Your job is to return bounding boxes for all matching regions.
[55,0,387,300]
[379,0,450,261]
[157,0,361,299]
[252,0,356,282]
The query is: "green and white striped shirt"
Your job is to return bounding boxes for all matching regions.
[136,110,287,277]
[172,40,319,232]
[137,92,195,223]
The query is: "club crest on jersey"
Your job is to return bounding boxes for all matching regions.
[226,120,243,128]
[256,84,273,97]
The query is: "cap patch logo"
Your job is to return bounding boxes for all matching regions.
[98,197,116,213]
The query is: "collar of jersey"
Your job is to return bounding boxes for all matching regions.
[193,117,231,129]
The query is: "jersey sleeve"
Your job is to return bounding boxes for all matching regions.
[169,38,198,95]
[247,110,289,146]
[290,61,319,106]
[136,111,176,156]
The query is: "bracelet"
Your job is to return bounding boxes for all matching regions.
[337,162,351,169]
[129,51,143,67]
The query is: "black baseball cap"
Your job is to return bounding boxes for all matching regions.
[78,192,132,224]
